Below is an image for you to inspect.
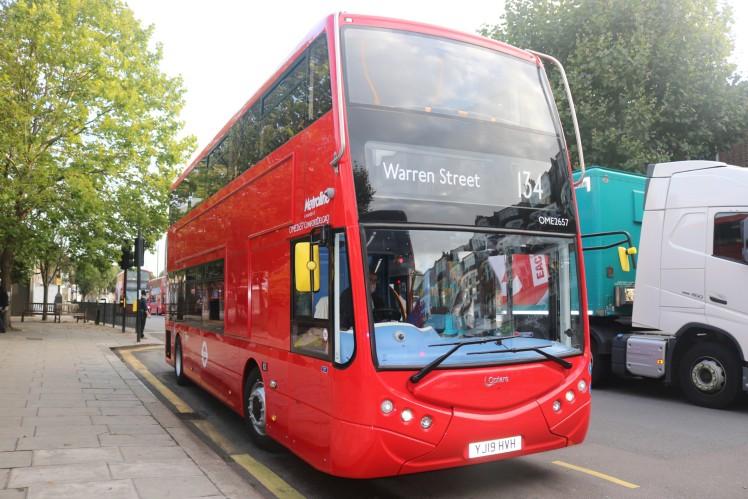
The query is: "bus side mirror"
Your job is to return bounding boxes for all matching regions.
[294,242,320,293]
[617,246,637,273]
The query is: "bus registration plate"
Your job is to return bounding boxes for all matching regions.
[468,436,522,459]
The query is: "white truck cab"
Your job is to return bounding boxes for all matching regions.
[615,161,748,408]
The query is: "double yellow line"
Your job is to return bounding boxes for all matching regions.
[119,345,304,499]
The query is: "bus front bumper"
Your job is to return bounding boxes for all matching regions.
[328,399,589,478]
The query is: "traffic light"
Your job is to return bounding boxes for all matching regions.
[119,246,133,270]
[134,236,145,267]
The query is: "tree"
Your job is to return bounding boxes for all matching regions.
[74,261,118,301]
[481,0,748,171]
[0,0,195,328]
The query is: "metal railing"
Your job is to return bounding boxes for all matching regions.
[20,301,137,330]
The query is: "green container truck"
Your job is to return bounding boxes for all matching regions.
[573,167,645,383]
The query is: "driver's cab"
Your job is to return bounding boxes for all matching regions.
[368,255,407,323]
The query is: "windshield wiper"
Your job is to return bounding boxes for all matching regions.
[410,335,522,384]
[468,344,573,369]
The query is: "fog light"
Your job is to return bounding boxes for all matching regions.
[420,415,433,429]
[401,408,414,422]
[380,400,394,414]
[577,379,588,393]
[552,400,562,412]
[565,390,575,402]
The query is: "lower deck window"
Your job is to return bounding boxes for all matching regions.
[169,259,224,333]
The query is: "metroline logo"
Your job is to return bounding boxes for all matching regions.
[485,375,510,387]
[304,191,330,212]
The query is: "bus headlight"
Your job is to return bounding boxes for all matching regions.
[577,379,587,393]
[552,400,562,412]
[380,400,394,414]
[565,390,575,403]
[401,408,414,422]
[420,415,433,429]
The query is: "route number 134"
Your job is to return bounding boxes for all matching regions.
[517,171,544,199]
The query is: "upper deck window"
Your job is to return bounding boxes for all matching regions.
[343,27,557,134]
[170,33,332,224]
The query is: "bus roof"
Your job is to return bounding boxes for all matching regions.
[171,13,542,191]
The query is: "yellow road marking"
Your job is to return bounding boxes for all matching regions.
[232,453,305,499]
[119,345,304,498]
[119,347,193,414]
[552,460,640,489]
[125,344,163,353]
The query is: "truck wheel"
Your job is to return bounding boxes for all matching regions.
[174,336,189,386]
[678,342,741,409]
[244,367,276,450]
[591,339,610,387]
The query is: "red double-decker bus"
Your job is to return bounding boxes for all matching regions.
[166,13,591,478]
[147,276,167,315]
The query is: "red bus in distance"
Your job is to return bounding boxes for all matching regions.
[147,276,167,315]
[165,13,591,478]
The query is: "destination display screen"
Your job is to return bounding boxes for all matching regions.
[366,142,557,212]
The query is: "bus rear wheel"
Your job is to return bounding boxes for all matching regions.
[678,342,741,409]
[244,367,275,450]
[174,336,188,386]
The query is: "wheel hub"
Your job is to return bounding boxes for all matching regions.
[691,358,726,394]
[175,345,182,376]
[248,382,266,436]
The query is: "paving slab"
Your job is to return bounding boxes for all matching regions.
[0,452,32,469]
[133,475,221,499]
[106,424,170,436]
[35,407,101,417]
[26,479,137,499]
[109,459,203,479]
[0,429,33,440]
[7,462,110,488]
[21,416,93,428]
[32,425,107,438]
[16,435,100,451]
[0,488,27,499]
[0,441,17,453]
[119,445,188,462]
[32,447,123,466]
[99,406,150,416]
[92,415,158,426]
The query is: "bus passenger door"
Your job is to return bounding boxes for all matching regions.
[288,237,334,470]
[248,234,291,444]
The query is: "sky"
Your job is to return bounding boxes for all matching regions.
[131,0,747,274]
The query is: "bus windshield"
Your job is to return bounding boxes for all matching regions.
[343,27,575,232]
[364,228,583,368]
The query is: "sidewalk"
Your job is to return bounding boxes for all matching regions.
[0,318,262,499]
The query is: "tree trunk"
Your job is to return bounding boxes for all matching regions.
[42,282,49,321]
[0,248,13,331]
[40,262,49,321]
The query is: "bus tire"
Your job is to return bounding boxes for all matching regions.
[174,336,189,386]
[591,338,610,387]
[244,367,276,450]
[678,342,741,409]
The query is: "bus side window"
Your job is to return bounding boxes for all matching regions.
[334,233,355,365]
[291,240,331,359]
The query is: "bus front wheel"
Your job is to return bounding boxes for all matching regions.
[244,367,275,450]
